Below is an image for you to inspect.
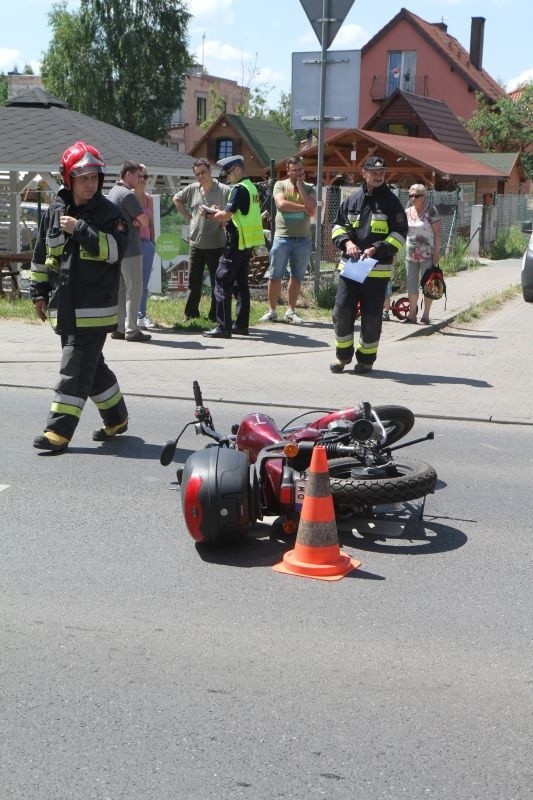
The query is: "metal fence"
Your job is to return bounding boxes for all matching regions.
[259,181,530,265]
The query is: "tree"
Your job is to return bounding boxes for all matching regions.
[0,74,7,107]
[466,85,533,178]
[41,0,193,142]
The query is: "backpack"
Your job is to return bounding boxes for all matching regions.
[420,265,446,303]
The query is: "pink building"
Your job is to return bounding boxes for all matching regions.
[168,68,249,155]
[359,10,505,127]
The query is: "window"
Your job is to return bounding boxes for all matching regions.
[387,123,409,136]
[386,51,416,96]
[216,138,233,160]
[196,95,207,123]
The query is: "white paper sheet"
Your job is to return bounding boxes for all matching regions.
[339,256,377,283]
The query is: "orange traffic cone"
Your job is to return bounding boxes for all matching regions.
[273,445,361,580]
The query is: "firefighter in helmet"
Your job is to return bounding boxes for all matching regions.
[31,141,130,453]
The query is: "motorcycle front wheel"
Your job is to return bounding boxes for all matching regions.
[328,458,437,508]
[372,405,415,447]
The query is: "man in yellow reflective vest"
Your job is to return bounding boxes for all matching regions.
[203,155,265,339]
[330,156,407,374]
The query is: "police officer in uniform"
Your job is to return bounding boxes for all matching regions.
[31,141,129,453]
[330,156,407,374]
[203,155,265,338]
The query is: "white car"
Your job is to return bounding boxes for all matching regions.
[522,231,533,303]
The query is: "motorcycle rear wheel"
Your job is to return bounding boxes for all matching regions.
[328,458,437,508]
[372,405,415,447]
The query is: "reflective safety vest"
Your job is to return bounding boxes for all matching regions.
[232,179,265,250]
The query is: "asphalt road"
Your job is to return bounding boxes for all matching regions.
[1,385,531,800]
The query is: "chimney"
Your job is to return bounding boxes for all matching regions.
[432,22,448,33]
[470,16,485,70]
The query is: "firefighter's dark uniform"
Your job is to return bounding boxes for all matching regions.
[332,183,407,368]
[30,188,129,441]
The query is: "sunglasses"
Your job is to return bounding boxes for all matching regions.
[140,174,149,180]
[409,193,424,198]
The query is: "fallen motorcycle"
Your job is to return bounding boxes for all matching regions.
[160,381,437,545]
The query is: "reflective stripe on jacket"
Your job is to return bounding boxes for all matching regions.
[332,182,407,276]
[30,188,129,335]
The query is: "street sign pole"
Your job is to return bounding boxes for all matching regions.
[299,0,355,296]
[314,0,329,297]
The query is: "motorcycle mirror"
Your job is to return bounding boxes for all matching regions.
[160,439,177,466]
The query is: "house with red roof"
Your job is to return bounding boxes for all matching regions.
[359,9,506,127]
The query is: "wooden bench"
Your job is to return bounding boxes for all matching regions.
[0,253,32,299]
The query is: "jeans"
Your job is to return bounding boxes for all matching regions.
[139,239,155,318]
[117,253,143,337]
[267,236,311,281]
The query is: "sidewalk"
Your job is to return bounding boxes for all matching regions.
[0,257,527,424]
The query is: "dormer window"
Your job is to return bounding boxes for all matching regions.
[387,51,416,95]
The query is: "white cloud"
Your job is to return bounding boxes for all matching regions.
[255,66,287,87]
[506,68,533,92]
[297,23,368,50]
[187,0,234,21]
[330,23,369,49]
[199,39,251,64]
[0,48,21,70]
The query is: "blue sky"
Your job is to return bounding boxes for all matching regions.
[2,0,532,106]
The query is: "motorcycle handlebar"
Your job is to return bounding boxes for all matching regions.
[193,380,203,408]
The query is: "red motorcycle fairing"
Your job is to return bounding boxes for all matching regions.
[180,448,253,544]
[302,407,362,432]
[235,413,287,463]
[234,410,362,517]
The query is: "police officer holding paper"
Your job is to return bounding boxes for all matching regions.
[202,155,265,339]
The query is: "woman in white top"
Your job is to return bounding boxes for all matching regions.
[404,184,442,325]
[134,164,157,329]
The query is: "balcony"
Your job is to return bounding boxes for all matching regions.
[370,74,429,101]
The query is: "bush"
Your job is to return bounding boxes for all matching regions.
[441,236,477,273]
[489,226,528,259]
[315,273,338,309]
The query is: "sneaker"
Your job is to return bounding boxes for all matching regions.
[126,330,151,342]
[33,430,70,453]
[382,310,390,321]
[353,362,373,374]
[260,310,278,322]
[330,359,351,374]
[285,310,302,324]
[138,316,157,330]
[92,419,128,442]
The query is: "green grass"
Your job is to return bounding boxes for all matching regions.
[454,285,521,323]
[0,291,333,328]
